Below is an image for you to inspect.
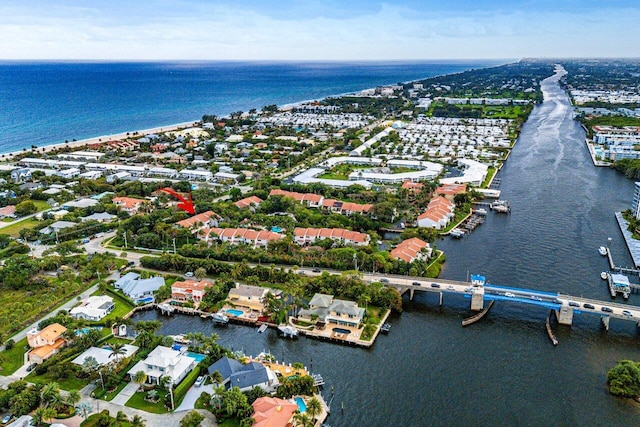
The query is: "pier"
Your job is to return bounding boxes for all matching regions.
[615,212,640,268]
[462,300,495,326]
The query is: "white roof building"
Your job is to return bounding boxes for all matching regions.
[69,295,115,321]
[72,344,139,367]
[127,345,196,385]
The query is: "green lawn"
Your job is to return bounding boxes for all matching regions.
[126,391,169,414]
[28,370,90,391]
[218,418,242,427]
[32,200,50,211]
[0,338,28,375]
[81,411,133,427]
[0,217,40,237]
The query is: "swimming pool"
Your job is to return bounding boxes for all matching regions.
[295,397,307,413]
[136,296,154,304]
[187,351,206,362]
[332,327,351,335]
[75,327,102,336]
[226,309,243,317]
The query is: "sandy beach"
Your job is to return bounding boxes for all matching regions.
[1,120,200,160]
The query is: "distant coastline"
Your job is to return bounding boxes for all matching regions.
[0,60,502,156]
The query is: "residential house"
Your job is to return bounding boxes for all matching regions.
[234,196,263,210]
[80,212,117,223]
[201,227,285,247]
[416,196,454,229]
[0,205,16,219]
[175,210,220,231]
[69,295,115,321]
[251,397,298,427]
[27,323,67,364]
[112,196,147,215]
[269,189,324,208]
[171,279,212,304]
[390,237,432,263]
[227,284,279,312]
[39,220,76,235]
[10,168,31,182]
[72,345,139,367]
[116,274,165,304]
[127,345,196,385]
[321,199,373,216]
[435,183,467,202]
[298,294,365,328]
[293,227,370,246]
[401,180,424,192]
[207,356,279,393]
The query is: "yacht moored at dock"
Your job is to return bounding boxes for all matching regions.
[599,246,608,256]
[278,324,299,338]
[212,311,230,325]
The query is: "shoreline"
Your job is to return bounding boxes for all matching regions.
[1,120,199,159]
[1,62,508,158]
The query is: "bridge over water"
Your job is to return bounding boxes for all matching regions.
[375,274,640,331]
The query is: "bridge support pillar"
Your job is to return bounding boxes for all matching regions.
[601,316,610,331]
[409,288,414,301]
[470,292,484,311]
[556,306,574,326]
[439,292,443,307]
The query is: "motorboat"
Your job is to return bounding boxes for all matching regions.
[277,324,299,338]
[600,271,608,280]
[474,208,488,216]
[212,311,229,325]
[599,246,608,256]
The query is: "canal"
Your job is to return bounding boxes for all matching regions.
[133,69,640,426]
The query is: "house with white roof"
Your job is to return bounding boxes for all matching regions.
[72,344,139,367]
[69,295,115,321]
[127,345,196,385]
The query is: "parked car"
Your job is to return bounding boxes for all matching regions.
[431,283,441,288]
[26,363,37,372]
[1,414,12,424]
[194,376,205,387]
[568,301,580,307]
[185,271,194,277]
[583,303,595,309]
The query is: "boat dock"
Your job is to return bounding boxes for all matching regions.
[615,212,640,268]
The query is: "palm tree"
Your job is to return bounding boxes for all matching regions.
[65,390,81,408]
[209,370,223,386]
[293,411,314,427]
[133,370,147,390]
[109,342,127,363]
[77,402,92,420]
[130,415,146,427]
[306,397,322,420]
[42,407,57,426]
[116,410,129,426]
[40,382,61,408]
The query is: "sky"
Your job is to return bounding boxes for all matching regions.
[1,0,639,60]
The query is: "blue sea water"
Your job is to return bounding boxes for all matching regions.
[0,60,501,154]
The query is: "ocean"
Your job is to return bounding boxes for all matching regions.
[0,60,501,154]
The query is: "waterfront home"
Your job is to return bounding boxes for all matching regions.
[127,345,196,385]
[72,344,139,367]
[114,272,140,289]
[119,276,165,304]
[416,196,454,229]
[112,196,148,215]
[251,396,298,427]
[171,279,212,305]
[293,227,370,247]
[390,237,432,263]
[227,284,279,312]
[234,195,263,210]
[298,294,365,328]
[69,295,115,321]
[321,199,373,216]
[27,323,67,364]
[176,210,220,231]
[207,356,279,393]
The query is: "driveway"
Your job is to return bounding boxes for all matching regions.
[175,384,215,412]
[110,381,139,406]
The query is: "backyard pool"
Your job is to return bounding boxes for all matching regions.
[225,309,244,317]
[75,327,102,336]
[136,296,154,304]
[295,397,307,413]
[332,327,351,335]
[187,352,206,362]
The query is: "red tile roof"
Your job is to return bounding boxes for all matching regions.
[269,189,323,204]
[436,183,467,196]
[235,196,263,209]
[390,237,430,263]
[176,211,216,228]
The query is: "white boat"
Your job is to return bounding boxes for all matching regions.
[601,271,608,280]
[599,246,608,256]
[493,204,510,213]
[277,325,299,338]
[169,334,191,344]
[474,208,487,216]
[212,311,229,324]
